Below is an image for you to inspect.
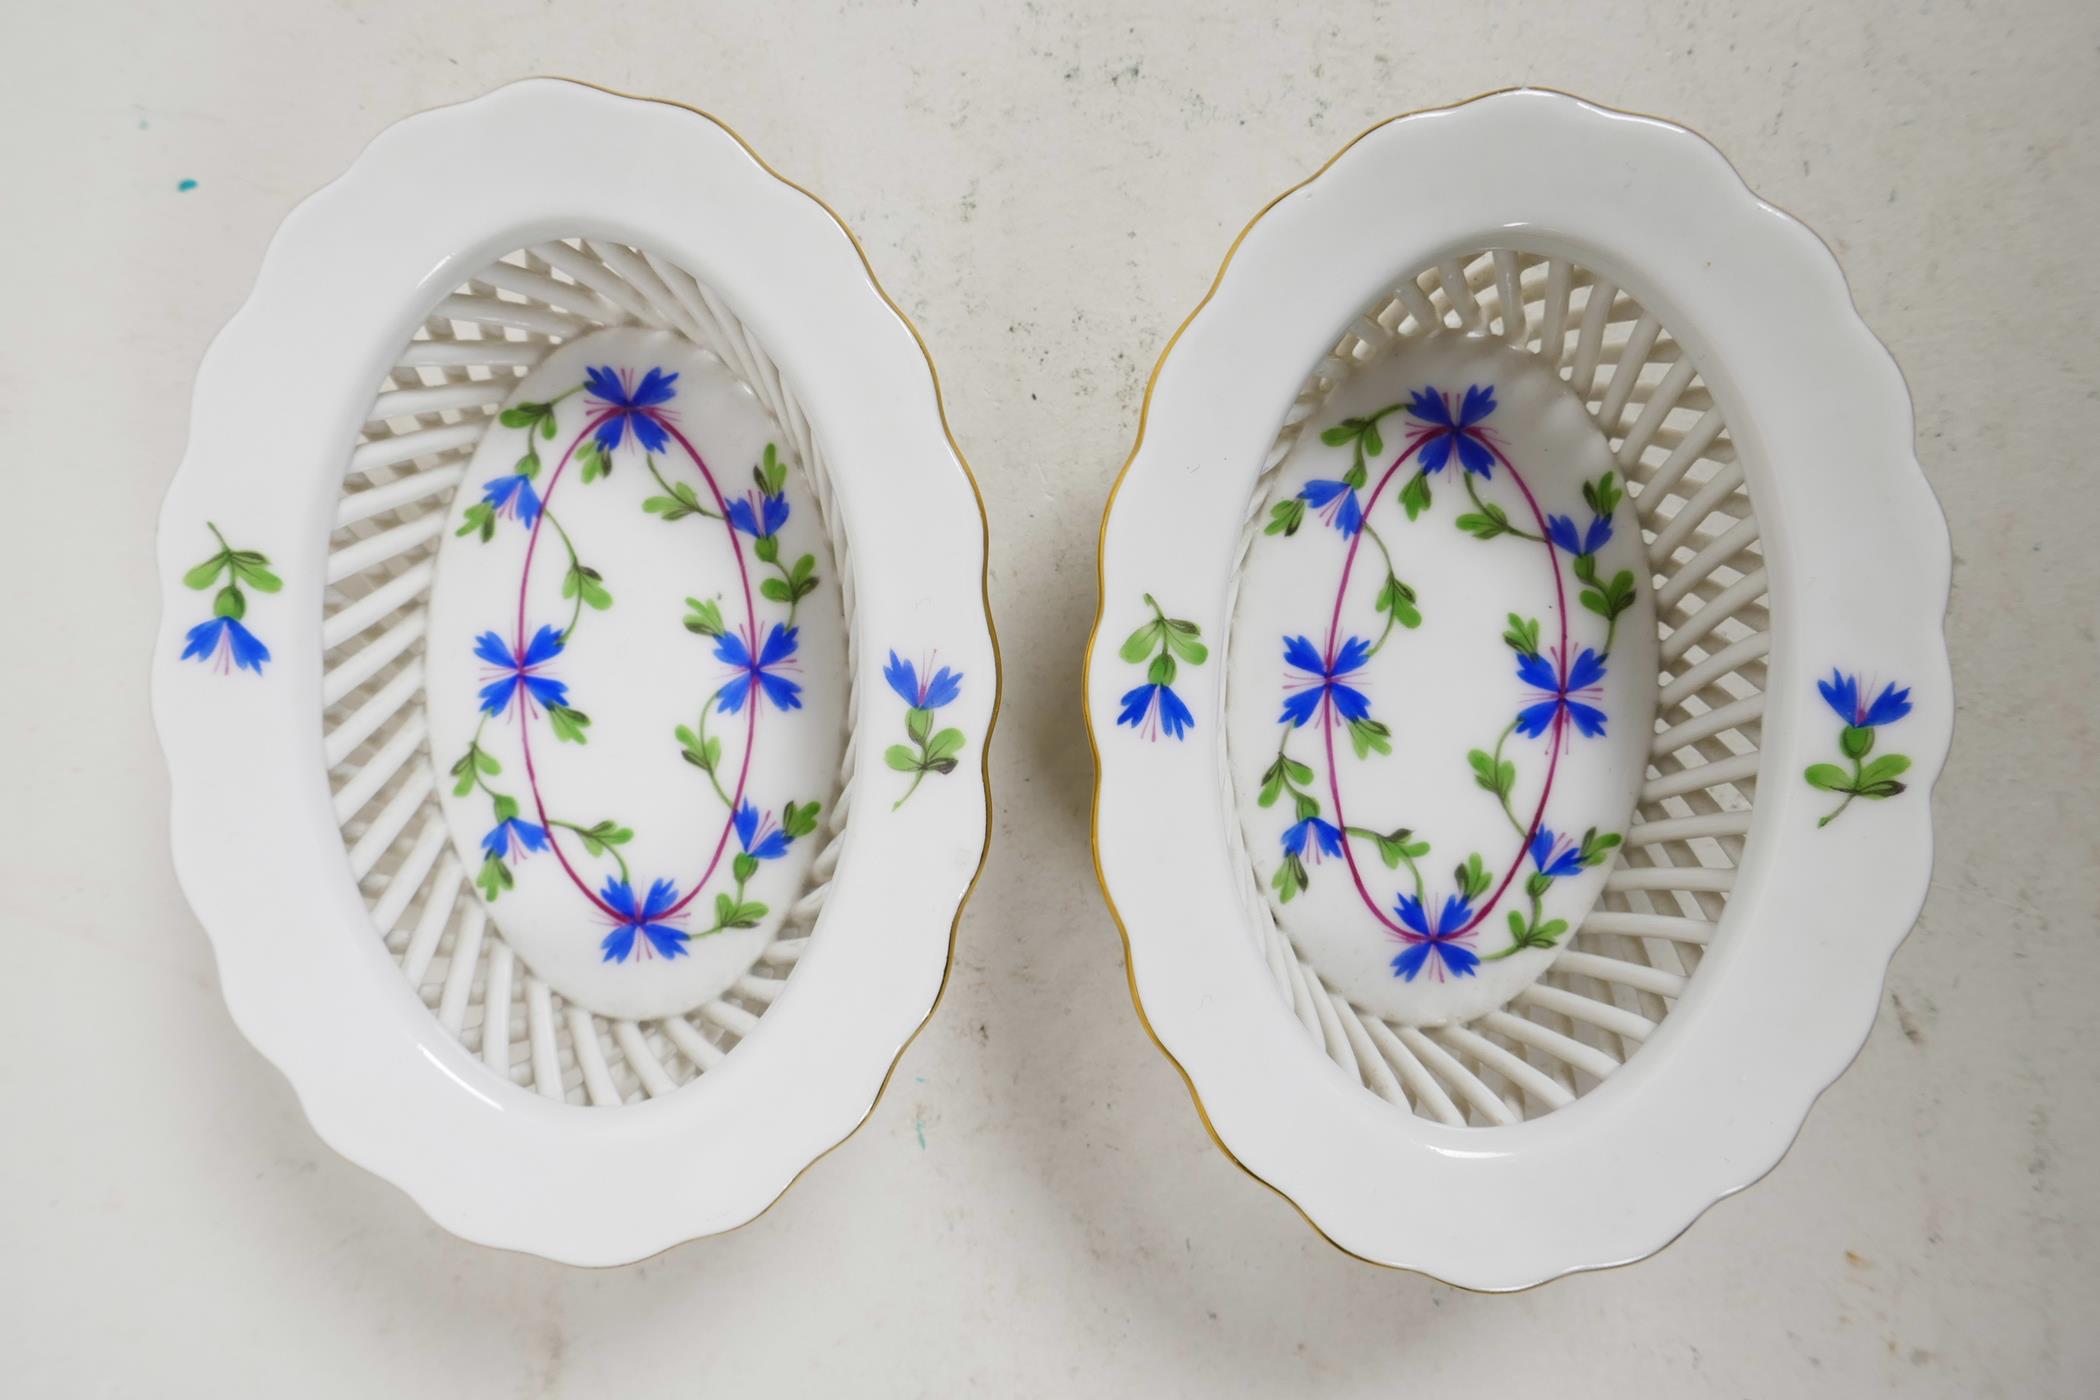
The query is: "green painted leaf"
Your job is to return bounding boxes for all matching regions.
[183,555,227,590]
[885,744,922,772]
[907,706,933,743]
[1399,472,1432,521]
[925,728,966,762]
[1162,622,1208,665]
[1803,763,1852,792]
[733,852,759,884]
[760,577,793,603]
[1119,619,1164,663]
[1840,725,1875,759]
[1860,754,1911,786]
[1265,498,1305,537]
[1147,653,1177,686]
[213,585,244,619]
[492,793,519,822]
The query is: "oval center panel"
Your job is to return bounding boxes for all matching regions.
[424,327,847,1024]
[1228,335,1657,1028]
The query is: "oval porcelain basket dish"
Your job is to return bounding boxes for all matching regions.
[1086,90,1951,1290]
[152,79,996,1265]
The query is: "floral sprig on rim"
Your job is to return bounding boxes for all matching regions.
[179,524,279,674]
[1806,670,1914,827]
[1116,594,1205,741]
[884,651,967,809]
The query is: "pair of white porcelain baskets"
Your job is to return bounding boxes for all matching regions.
[153,80,1950,1290]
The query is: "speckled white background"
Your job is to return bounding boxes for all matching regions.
[3,2,2095,1394]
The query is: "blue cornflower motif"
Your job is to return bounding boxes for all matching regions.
[733,800,793,860]
[1391,892,1481,982]
[481,472,542,529]
[584,365,678,454]
[1818,670,1912,729]
[1406,384,1498,477]
[725,489,789,539]
[714,624,803,713]
[884,651,964,710]
[1546,511,1613,557]
[1515,648,1608,739]
[599,878,687,963]
[1297,478,1364,537]
[475,626,570,716]
[1527,827,1586,881]
[1282,815,1343,862]
[1116,681,1194,740]
[481,815,548,862]
[1279,634,1373,728]
[181,615,270,674]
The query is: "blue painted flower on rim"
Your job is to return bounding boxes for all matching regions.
[884,651,964,710]
[1818,670,1912,729]
[714,623,803,713]
[1407,384,1497,476]
[182,615,271,675]
[599,877,687,962]
[1117,681,1194,740]
[1391,892,1480,982]
[475,626,571,717]
[1515,647,1607,739]
[584,365,678,454]
[1280,634,1373,727]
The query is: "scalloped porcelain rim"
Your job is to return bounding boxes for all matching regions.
[150,78,999,1266]
[1084,88,1951,1290]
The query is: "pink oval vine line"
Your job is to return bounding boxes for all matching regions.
[1316,430,1570,943]
[515,408,759,920]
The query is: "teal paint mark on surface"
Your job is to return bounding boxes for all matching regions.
[914,1114,926,1149]
[176,178,198,192]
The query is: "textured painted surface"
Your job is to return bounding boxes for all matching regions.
[1,1,2094,1394]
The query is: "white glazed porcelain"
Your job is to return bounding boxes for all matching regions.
[1087,90,1950,1288]
[153,79,995,1265]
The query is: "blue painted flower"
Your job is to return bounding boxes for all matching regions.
[733,800,793,860]
[725,489,789,539]
[1528,827,1586,881]
[1283,814,1343,862]
[1280,634,1373,728]
[181,615,270,674]
[1391,892,1481,982]
[481,472,542,529]
[884,651,964,710]
[1116,681,1194,740]
[1546,511,1612,557]
[481,815,548,862]
[599,877,687,963]
[1297,478,1364,537]
[715,624,803,713]
[475,625,570,716]
[1515,647,1608,739]
[1407,384,1497,476]
[584,365,678,454]
[1818,670,1912,729]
